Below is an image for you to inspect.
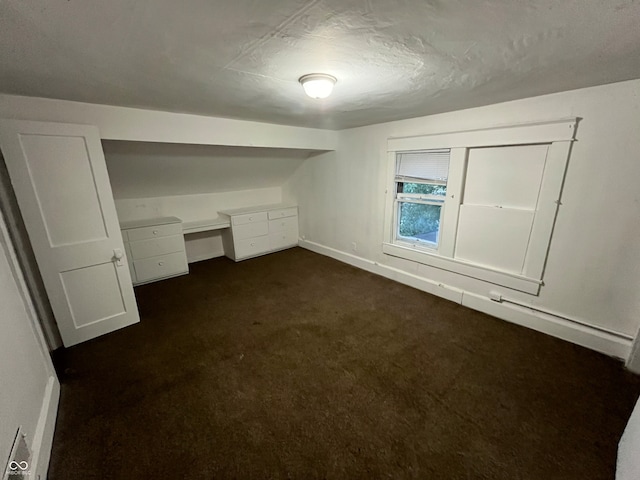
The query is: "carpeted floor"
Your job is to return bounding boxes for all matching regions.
[49,247,640,479]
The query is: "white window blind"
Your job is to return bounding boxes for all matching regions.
[396,149,450,182]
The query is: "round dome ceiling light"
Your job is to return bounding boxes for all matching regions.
[299,73,337,99]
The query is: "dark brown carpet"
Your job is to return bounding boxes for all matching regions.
[49,247,640,479]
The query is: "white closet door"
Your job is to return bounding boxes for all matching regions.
[0,120,139,347]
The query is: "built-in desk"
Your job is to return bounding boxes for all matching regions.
[120,204,297,266]
[182,216,231,234]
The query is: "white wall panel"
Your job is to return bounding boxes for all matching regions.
[455,205,534,274]
[464,145,548,209]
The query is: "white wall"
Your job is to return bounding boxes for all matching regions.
[0,153,62,350]
[285,79,640,359]
[0,210,58,478]
[103,141,310,198]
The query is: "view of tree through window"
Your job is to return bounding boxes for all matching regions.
[397,182,446,244]
[399,183,446,196]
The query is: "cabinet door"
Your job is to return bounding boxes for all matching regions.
[0,120,140,347]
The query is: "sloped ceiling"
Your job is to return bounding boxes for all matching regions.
[1,0,640,129]
[103,141,311,198]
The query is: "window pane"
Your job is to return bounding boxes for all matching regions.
[398,202,441,244]
[399,183,446,196]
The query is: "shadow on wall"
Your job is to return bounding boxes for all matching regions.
[102,140,315,199]
[0,152,61,351]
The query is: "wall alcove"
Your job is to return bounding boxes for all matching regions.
[102,140,324,263]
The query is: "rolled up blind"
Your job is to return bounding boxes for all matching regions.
[396,149,450,182]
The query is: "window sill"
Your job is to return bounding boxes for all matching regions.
[382,242,542,295]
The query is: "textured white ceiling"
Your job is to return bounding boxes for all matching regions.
[1,0,640,129]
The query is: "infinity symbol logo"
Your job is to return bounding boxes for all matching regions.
[9,461,29,471]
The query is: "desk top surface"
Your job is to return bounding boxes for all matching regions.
[218,203,297,217]
[119,216,182,230]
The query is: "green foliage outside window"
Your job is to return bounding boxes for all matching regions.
[397,182,446,242]
[400,183,446,196]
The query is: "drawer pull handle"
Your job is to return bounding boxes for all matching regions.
[250,243,255,247]
[153,230,159,235]
[249,216,253,221]
[158,261,164,266]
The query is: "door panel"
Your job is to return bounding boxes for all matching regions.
[61,262,126,328]
[20,135,109,246]
[0,120,139,346]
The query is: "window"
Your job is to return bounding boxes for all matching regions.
[394,150,449,248]
[383,118,578,294]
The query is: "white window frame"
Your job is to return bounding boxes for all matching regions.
[382,118,578,295]
[394,177,447,250]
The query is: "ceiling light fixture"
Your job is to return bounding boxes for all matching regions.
[299,73,337,99]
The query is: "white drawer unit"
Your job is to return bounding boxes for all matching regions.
[235,235,271,259]
[120,216,189,285]
[133,252,189,284]
[126,222,183,242]
[233,220,269,240]
[232,211,268,226]
[219,204,299,261]
[268,215,297,233]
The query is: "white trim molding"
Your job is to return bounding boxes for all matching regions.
[382,242,542,294]
[626,328,640,374]
[462,293,631,360]
[30,376,60,480]
[299,238,631,361]
[300,239,463,304]
[388,117,578,151]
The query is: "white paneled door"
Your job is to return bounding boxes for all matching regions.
[0,120,139,346]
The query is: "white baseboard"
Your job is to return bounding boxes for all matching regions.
[299,239,632,361]
[299,240,463,303]
[30,375,60,480]
[626,331,640,373]
[462,292,631,360]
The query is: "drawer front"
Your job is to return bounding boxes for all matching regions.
[268,216,297,233]
[232,212,268,226]
[235,235,269,259]
[133,251,188,283]
[268,207,297,220]
[268,228,298,251]
[127,223,182,242]
[129,235,185,260]
[233,221,268,240]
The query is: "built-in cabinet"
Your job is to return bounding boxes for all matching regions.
[121,216,189,285]
[219,204,298,261]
